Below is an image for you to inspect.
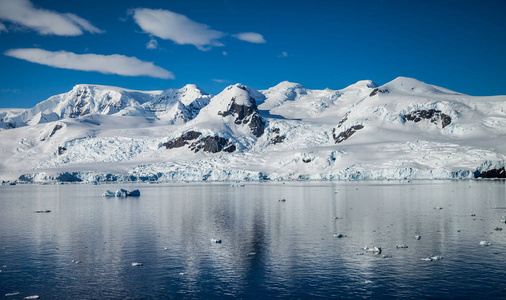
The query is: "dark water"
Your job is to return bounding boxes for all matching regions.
[0,181,505,299]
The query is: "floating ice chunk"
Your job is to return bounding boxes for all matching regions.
[363,246,382,254]
[333,234,345,238]
[431,256,443,260]
[247,252,257,256]
[421,257,432,261]
[102,190,115,197]
[434,207,443,210]
[414,235,421,240]
[72,260,81,264]
[479,241,492,246]
[24,296,40,300]
[5,292,20,296]
[103,189,140,197]
[211,238,222,243]
[132,262,143,266]
[396,244,408,249]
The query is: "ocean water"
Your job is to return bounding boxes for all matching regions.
[0,181,505,299]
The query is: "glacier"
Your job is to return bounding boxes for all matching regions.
[0,77,505,183]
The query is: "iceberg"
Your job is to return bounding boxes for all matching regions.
[102,189,140,197]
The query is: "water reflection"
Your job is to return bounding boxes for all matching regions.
[0,181,505,298]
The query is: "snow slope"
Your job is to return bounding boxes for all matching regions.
[0,77,504,183]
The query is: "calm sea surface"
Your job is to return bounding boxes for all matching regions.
[0,181,505,299]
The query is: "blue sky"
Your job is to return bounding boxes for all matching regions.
[0,0,505,108]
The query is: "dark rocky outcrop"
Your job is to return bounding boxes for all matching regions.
[218,97,265,137]
[163,131,202,149]
[475,167,506,179]
[50,124,63,137]
[333,125,364,143]
[404,109,451,128]
[190,136,236,153]
[163,131,236,153]
[369,88,389,97]
[338,112,350,128]
[270,135,286,145]
[58,146,67,155]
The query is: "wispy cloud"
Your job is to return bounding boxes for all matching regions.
[5,48,173,79]
[212,79,229,83]
[278,51,288,58]
[146,37,158,50]
[133,8,225,51]
[1,88,20,94]
[232,32,266,44]
[0,22,6,33]
[0,0,103,36]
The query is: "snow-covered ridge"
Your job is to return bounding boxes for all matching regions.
[0,77,505,183]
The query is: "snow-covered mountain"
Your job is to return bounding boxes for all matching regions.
[1,77,505,183]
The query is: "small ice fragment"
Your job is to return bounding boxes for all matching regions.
[72,260,81,264]
[479,241,492,246]
[421,257,432,261]
[163,247,169,250]
[24,296,40,300]
[430,256,443,261]
[247,252,257,256]
[414,235,421,240]
[179,272,185,275]
[5,292,20,296]
[355,252,364,255]
[211,239,222,243]
[333,234,345,238]
[132,262,143,267]
[363,246,382,254]
[396,244,408,249]
[434,207,443,210]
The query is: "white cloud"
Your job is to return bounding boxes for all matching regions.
[279,51,288,58]
[0,0,103,36]
[146,37,158,50]
[0,22,7,33]
[232,32,266,44]
[133,8,225,50]
[222,51,228,56]
[5,48,173,79]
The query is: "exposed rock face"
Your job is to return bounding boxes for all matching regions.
[404,109,451,128]
[270,135,286,144]
[337,112,350,128]
[333,125,364,143]
[163,131,236,153]
[163,131,202,149]
[369,88,389,97]
[58,146,67,155]
[475,167,506,178]
[50,124,63,137]
[218,97,265,137]
[191,136,236,153]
